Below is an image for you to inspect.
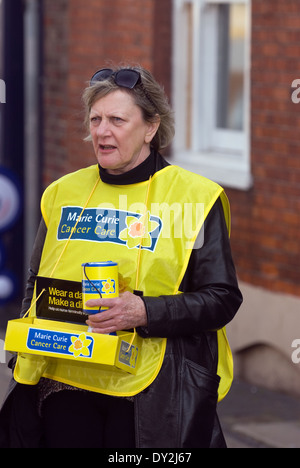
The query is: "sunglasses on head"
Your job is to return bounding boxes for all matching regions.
[90,68,157,111]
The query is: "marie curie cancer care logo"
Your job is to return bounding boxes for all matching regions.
[27,328,94,359]
[0,79,6,104]
[58,201,205,251]
[82,278,116,295]
[58,206,163,252]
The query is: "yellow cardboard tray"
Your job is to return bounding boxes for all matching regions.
[4,317,140,374]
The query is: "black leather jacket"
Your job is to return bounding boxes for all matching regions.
[0,152,242,448]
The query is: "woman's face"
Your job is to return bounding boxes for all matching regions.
[89,89,159,175]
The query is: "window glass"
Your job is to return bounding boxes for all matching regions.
[216,3,246,131]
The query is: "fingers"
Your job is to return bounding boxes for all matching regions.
[85,292,147,334]
[86,302,121,334]
[85,297,119,309]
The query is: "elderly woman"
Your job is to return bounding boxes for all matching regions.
[0,66,242,448]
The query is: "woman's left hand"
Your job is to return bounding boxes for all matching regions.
[85,291,147,334]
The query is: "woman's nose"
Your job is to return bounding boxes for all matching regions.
[96,120,111,137]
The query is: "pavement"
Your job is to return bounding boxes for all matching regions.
[218,379,300,448]
[1,321,300,448]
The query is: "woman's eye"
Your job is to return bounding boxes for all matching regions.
[112,117,123,124]
[90,116,100,124]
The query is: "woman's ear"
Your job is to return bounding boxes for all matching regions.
[145,115,161,144]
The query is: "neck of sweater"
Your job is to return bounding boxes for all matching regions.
[98,150,163,185]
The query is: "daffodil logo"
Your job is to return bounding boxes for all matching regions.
[119,211,159,250]
[101,278,115,294]
[69,333,93,358]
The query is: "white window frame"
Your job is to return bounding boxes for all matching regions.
[172,0,252,189]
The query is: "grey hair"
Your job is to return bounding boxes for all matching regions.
[82,65,175,151]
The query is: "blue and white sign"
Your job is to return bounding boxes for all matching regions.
[0,167,21,233]
[82,278,116,295]
[57,206,163,252]
[0,168,22,303]
[0,270,17,304]
[26,328,94,359]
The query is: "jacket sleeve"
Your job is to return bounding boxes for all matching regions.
[20,218,47,317]
[138,198,243,338]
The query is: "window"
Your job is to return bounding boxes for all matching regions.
[216,3,246,132]
[173,0,252,189]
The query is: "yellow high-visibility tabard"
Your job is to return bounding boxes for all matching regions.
[15,164,233,400]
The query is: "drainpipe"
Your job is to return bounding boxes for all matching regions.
[24,0,43,274]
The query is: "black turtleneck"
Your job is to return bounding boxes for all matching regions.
[98,150,169,185]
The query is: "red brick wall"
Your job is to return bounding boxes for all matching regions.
[227,0,300,296]
[42,0,172,187]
